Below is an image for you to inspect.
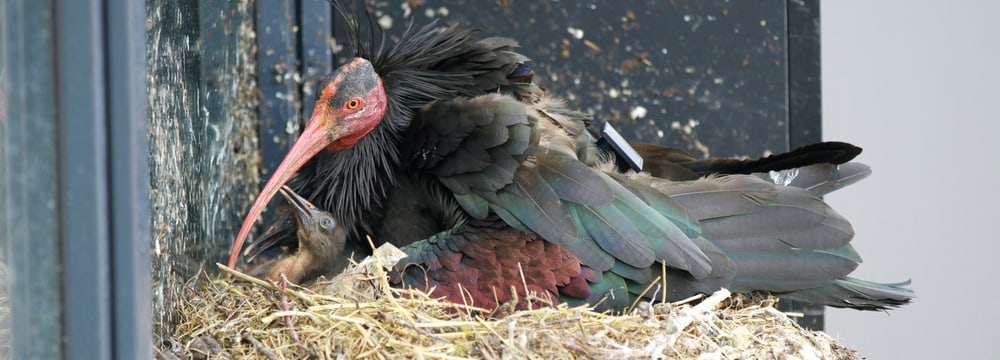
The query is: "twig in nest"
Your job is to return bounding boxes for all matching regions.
[279,273,301,344]
[216,263,317,306]
[628,275,663,313]
[542,332,589,355]
[398,319,452,343]
[517,262,533,310]
[242,333,279,360]
[543,315,581,326]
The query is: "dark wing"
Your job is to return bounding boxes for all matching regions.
[659,175,859,291]
[396,95,911,311]
[399,94,713,283]
[656,166,911,310]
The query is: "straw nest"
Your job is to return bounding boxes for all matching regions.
[159,244,858,359]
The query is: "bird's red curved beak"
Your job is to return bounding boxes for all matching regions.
[227,110,332,270]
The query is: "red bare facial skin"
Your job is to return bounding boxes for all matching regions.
[227,59,386,271]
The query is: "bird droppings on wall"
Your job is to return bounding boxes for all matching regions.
[338,0,792,159]
[148,0,260,343]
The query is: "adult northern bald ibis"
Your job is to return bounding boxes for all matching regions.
[228,5,913,311]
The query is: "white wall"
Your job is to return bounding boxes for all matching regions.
[821,1,1000,358]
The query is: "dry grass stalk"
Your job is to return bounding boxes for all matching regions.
[163,244,859,359]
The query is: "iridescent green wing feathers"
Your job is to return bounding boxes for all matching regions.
[401,95,713,280]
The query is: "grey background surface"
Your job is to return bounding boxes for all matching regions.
[821,1,998,358]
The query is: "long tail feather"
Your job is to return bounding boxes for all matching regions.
[633,141,862,181]
[779,277,914,310]
[761,162,872,196]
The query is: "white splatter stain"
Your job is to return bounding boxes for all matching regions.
[567,27,584,40]
[630,106,648,120]
[378,15,393,29]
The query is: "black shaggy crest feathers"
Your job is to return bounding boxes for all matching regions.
[289,1,531,243]
[331,0,523,134]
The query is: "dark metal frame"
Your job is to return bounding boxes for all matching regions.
[783,0,826,330]
[787,0,824,148]
[256,0,334,178]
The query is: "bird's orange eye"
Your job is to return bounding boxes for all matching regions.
[346,98,361,110]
